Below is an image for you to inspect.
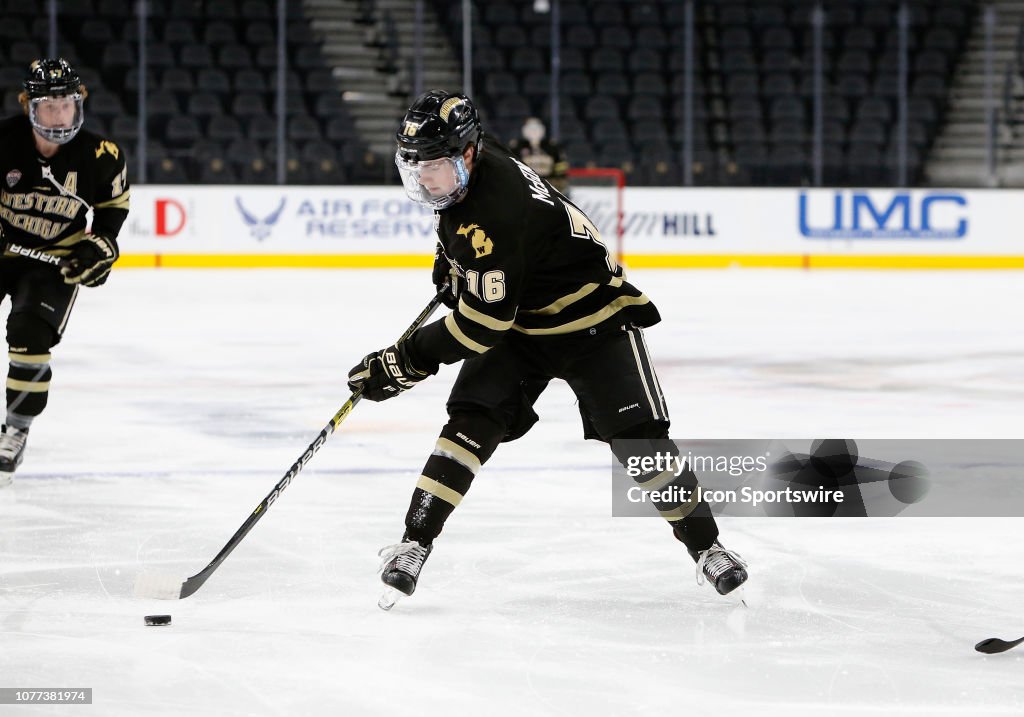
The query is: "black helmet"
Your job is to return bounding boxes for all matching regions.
[23,58,83,99]
[396,90,483,163]
[22,58,86,144]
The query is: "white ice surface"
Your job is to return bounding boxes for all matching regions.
[1,269,1022,716]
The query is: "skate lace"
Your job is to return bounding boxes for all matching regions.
[695,544,747,586]
[377,541,428,575]
[0,427,28,460]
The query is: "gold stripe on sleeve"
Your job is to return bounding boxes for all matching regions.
[517,283,599,316]
[512,294,651,335]
[457,297,515,331]
[444,313,490,354]
[95,190,131,210]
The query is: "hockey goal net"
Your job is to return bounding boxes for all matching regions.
[566,167,625,265]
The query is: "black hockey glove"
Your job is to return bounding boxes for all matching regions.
[347,341,435,402]
[60,234,119,287]
[432,246,461,309]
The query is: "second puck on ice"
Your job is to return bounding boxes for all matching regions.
[144,614,172,626]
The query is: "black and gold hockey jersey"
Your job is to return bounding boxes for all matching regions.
[0,115,130,260]
[410,140,660,368]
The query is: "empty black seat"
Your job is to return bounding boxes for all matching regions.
[325,117,358,141]
[199,157,239,184]
[590,48,624,73]
[218,45,253,70]
[206,0,238,20]
[635,26,669,50]
[187,92,224,117]
[494,25,528,50]
[101,43,134,69]
[90,93,124,117]
[239,0,271,20]
[207,115,243,141]
[148,157,189,183]
[628,48,662,73]
[595,73,631,97]
[626,95,664,121]
[196,68,231,93]
[761,27,794,51]
[509,47,544,73]
[245,21,275,45]
[80,19,115,44]
[628,3,661,27]
[565,24,597,49]
[634,73,667,97]
[600,26,633,50]
[163,19,197,44]
[109,115,139,144]
[164,115,201,148]
[179,44,214,69]
[484,72,519,96]
[234,69,268,93]
[583,95,621,121]
[206,20,237,44]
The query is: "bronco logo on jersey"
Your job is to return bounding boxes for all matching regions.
[456,223,493,258]
[95,140,119,160]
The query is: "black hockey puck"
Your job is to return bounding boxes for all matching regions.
[144,614,172,626]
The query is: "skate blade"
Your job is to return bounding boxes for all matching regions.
[0,471,13,488]
[378,587,404,611]
[731,579,761,609]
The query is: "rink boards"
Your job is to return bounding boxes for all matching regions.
[118,185,1024,269]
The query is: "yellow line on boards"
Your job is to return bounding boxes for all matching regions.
[117,254,1024,270]
[118,254,434,268]
[624,255,1024,270]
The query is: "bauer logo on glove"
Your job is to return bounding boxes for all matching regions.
[60,233,118,287]
[347,341,435,402]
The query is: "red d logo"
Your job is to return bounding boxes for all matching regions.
[155,198,186,237]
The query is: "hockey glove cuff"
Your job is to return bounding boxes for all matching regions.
[347,341,435,402]
[61,234,119,287]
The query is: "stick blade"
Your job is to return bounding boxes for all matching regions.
[974,637,1023,654]
[133,571,185,600]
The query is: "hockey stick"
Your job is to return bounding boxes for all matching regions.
[134,289,447,600]
[975,635,1024,654]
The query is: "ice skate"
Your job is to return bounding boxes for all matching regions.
[377,536,433,610]
[0,425,29,486]
[689,540,748,596]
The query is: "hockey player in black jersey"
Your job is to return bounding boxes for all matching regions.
[348,90,746,608]
[0,59,129,485]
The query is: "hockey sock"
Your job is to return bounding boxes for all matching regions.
[404,411,505,543]
[611,432,720,553]
[6,352,52,421]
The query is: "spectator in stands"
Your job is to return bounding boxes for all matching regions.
[507,117,569,194]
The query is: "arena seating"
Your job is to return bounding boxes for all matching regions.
[1,0,977,186]
[435,0,976,186]
[1,0,356,184]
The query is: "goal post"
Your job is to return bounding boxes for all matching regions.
[566,167,626,265]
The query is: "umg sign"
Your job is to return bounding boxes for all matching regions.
[799,191,968,239]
